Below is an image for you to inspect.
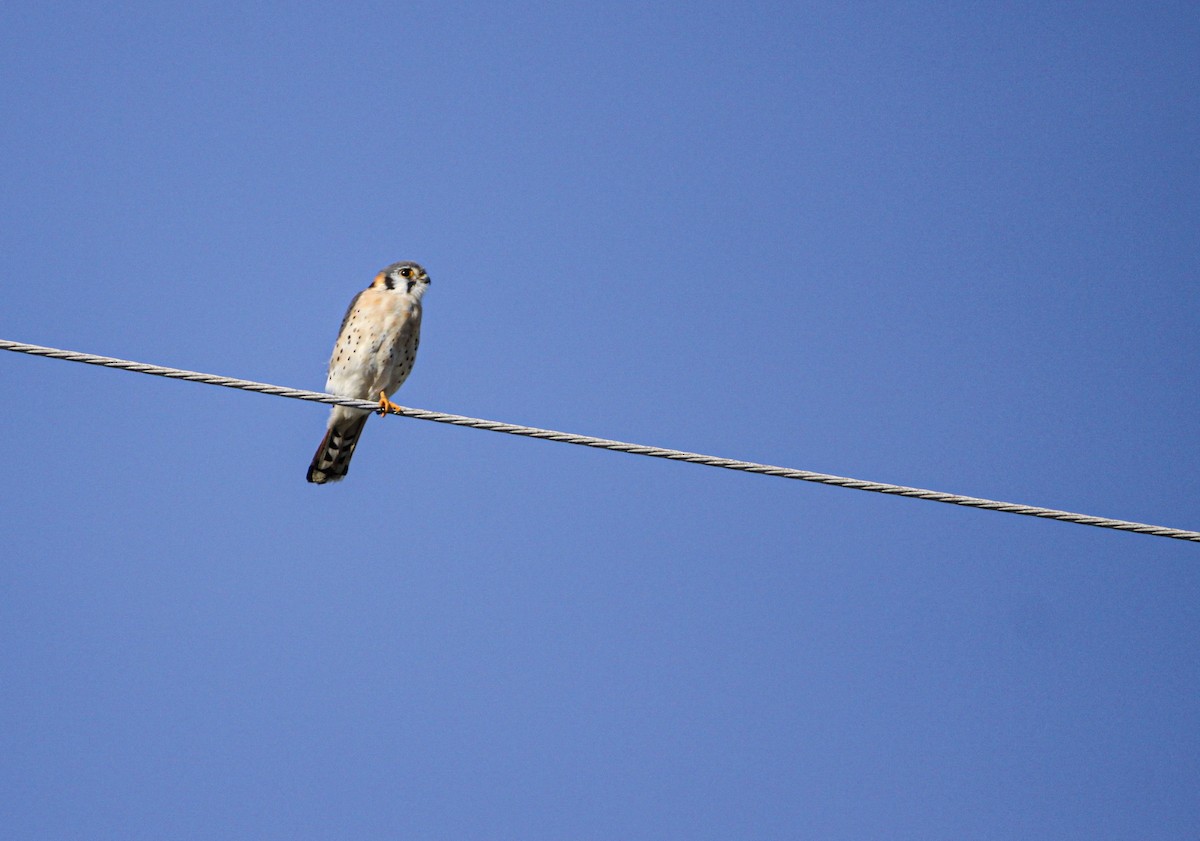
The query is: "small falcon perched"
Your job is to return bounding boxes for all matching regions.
[307,261,431,484]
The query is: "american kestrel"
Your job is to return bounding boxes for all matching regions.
[307,261,431,484]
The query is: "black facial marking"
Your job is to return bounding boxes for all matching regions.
[384,276,396,290]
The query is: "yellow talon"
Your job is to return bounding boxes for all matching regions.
[377,390,403,416]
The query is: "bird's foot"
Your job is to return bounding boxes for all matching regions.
[377,391,404,416]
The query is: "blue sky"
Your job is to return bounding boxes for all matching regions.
[2,2,1198,838]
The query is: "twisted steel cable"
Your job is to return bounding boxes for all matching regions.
[3,337,1197,543]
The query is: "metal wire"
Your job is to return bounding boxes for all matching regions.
[3,337,1197,543]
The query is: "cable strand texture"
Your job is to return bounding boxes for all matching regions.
[2,338,1197,543]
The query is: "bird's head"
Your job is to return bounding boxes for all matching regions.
[373,261,431,298]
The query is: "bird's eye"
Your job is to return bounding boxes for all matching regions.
[399,267,413,278]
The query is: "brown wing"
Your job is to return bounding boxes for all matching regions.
[334,289,367,342]
[326,289,367,376]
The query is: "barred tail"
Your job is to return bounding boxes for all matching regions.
[307,414,370,484]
